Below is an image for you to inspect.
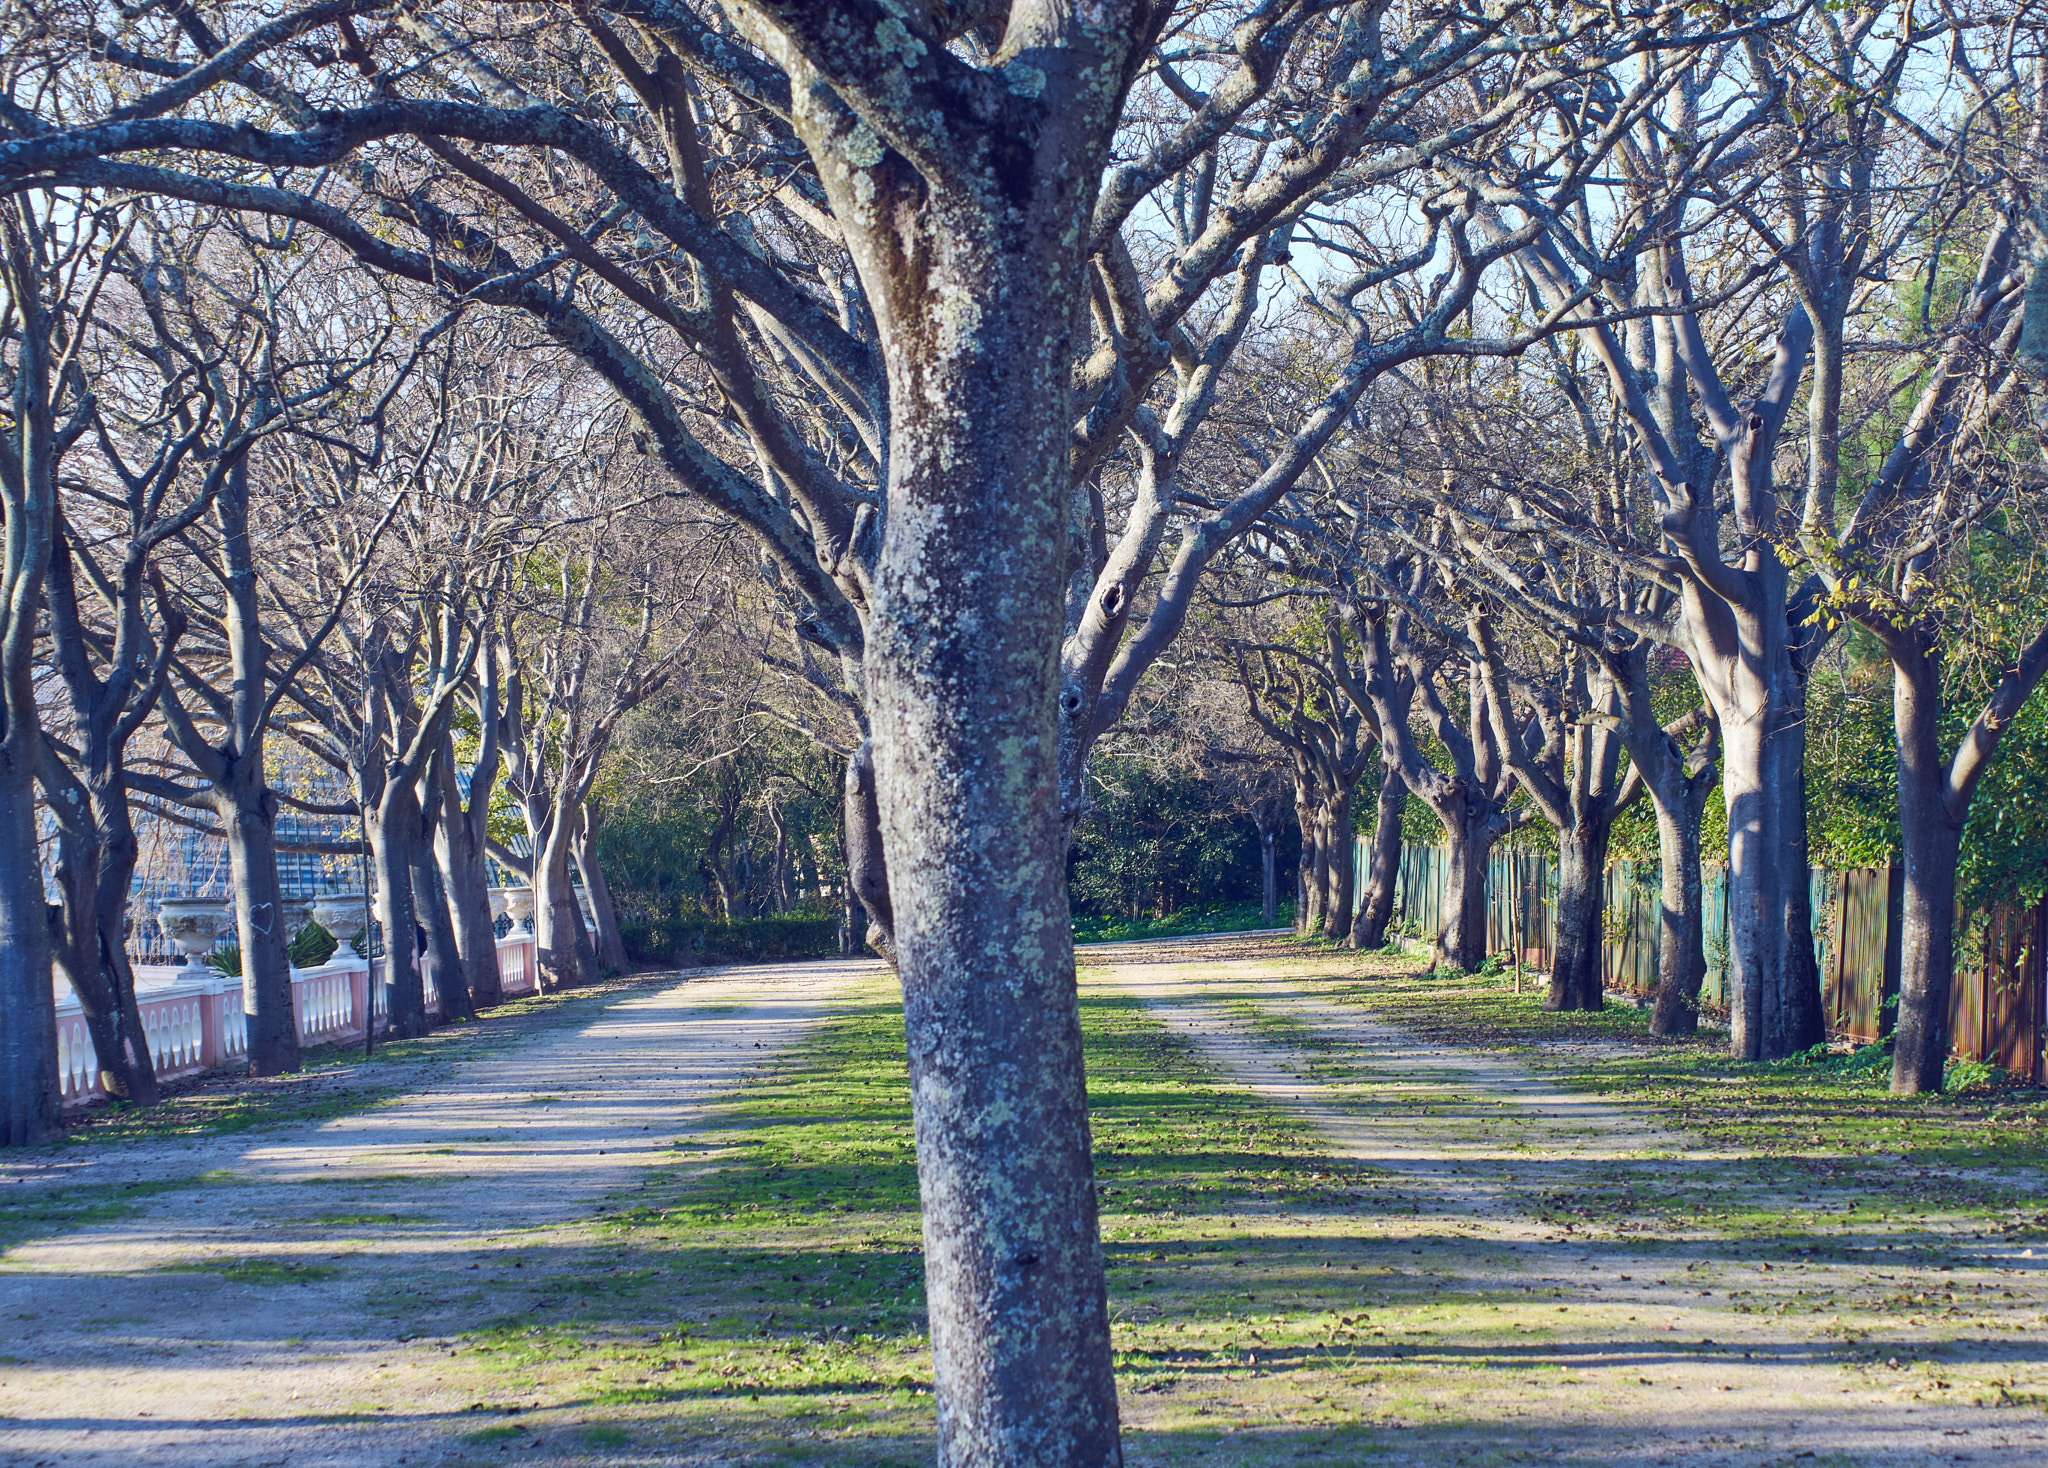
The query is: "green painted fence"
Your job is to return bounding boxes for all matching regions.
[1361,838,2045,1083]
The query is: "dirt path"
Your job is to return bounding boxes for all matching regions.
[0,957,875,1468]
[1084,934,2048,1466]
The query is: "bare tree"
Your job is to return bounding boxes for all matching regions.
[0,192,121,1141]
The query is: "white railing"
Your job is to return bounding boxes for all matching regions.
[54,930,538,1107]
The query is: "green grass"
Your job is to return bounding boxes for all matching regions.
[156,1257,340,1285]
[1321,961,2048,1190]
[447,983,1423,1461]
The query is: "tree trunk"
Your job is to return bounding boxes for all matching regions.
[409,815,472,1024]
[1321,789,1356,946]
[436,800,503,1008]
[840,877,866,956]
[1891,657,1964,1095]
[1647,777,1710,1038]
[1354,763,1405,950]
[844,741,894,956]
[0,782,58,1142]
[572,809,630,974]
[854,197,1121,1468]
[1255,813,1279,927]
[1294,781,1324,935]
[1719,686,1826,1060]
[1547,823,1610,1012]
[368,785,428,1039]
[1438,823,1490,972]
[533,804,588,990]
[47,808,158,1105]
[224,788,302,1075]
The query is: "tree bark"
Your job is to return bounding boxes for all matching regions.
[825,71,1127,1467]
[532,796,589,990]
[1548,823,1610,1012]
[1890,653,1964,1094]
[43,768,158,1105]
[572,806,630,973]
[409,783,472,1023]
[1354,762,1406,951]
[435,786,503,1008]
[1321,789,1356,946]
[224,793,303,1071]
[368,782,428,1039]
[0,790,58,1143]
[1718,674,1826,1061]
[1250,798,1282,928]
[1647,787,1710,1037]
[1439,820,1490,972]
[843,740,894,956]
[1293,775,1325,936]
[432,726,504,1008]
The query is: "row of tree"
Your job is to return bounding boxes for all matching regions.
[3,207,730,1121]
[3,3,2044,1462]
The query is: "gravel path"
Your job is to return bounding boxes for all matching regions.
[1084,933,2048,1467]
[0,957,874,1468]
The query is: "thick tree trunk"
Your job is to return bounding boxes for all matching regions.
[1647,778,1710,1038]
[47,815,158,1105]
[1719,685,1825,1061]
[409,818,472,1024]
[368,787,428,1039]
[844,740,894,956]
[1891,660,1964,1094]
[224,790,302,1075]
[572,810,629,973]
[1438,824,1490,972]
[855,211,1120,1468]
[1321,790,1355,946]
[533,808,588,990]
[1354,763,1405,950]
[436,805,502,1008]
[0,783,58,1143]
[1547,823,1610,1012]
[1294,782,1324,935]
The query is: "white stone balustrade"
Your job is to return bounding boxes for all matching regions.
[53,922,540,1107]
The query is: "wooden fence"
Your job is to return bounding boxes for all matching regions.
[1366,839,2048,1083]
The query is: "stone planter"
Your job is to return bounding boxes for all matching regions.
[157,898,228,974]
[311,893,372,952]
[502,888,536,932]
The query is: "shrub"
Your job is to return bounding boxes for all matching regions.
[289,921,339,968]
[618,914,841,967]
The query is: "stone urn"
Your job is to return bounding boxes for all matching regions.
[312,893,372,957]
[487,886,513,922]
[501,887,536,933]
[157,897,227,974]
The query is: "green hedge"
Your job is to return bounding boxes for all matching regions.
[1071,900,1291,946]
[620,915,841,966]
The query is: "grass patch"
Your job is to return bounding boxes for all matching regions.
[157,1257,340,1285]
[303,1212,428,1228]
[448,978,1425,1461]
[1320,959,2048,1203]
